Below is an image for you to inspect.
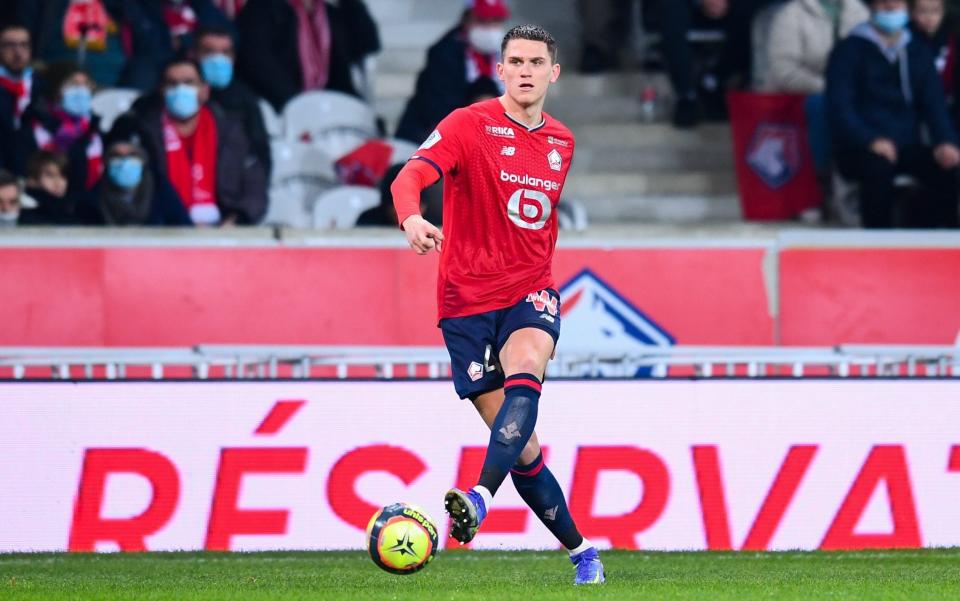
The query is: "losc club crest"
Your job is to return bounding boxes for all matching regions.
[558,269,674,377]
[746,123,802,189]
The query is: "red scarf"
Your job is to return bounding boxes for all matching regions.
[163,107,219,224]
[163,1,198,37]
[0,70,32,124]
[63,0,112,50]
[467,47,496,80]
[289,0,331,91]
[32,109,104,190]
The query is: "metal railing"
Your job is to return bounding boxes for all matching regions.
[0,345,957,381]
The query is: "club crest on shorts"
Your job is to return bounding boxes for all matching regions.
[467,361,484,382]
[547,148,562,172]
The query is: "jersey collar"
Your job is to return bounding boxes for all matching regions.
[503,111,546,133]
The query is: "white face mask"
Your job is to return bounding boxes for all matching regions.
[468,25,505,55]
[0,211,19,226]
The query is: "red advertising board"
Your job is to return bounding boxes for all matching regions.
[780,248,960,345]
[0,246,773,347]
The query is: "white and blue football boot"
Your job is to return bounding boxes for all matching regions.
[444,487,487,544]
[571,547,605,585]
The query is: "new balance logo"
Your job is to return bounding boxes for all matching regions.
[499,421,521,440]
[501,146,516,156]
[526,290,559,316]
[544,506,559,521]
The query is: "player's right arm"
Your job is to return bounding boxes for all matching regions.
[391,160,443,254]
[391,108,474,256]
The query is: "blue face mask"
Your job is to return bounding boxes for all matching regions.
[872,8,909,34]
[200,53,234,89]
[62,85,93,118]
[108,157,144,190]
[164,84,200,119]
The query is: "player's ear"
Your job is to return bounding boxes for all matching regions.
[496,62,505,82]
[549,62,560,84]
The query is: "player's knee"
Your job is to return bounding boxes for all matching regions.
[507,354,545,378]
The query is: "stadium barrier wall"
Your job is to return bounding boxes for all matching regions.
[3,380,960,553]
[2,242,958,349]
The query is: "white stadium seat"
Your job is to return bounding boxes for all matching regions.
[282,90,378,159]
[312,185,380,229]
[264,141,338,227]
[259,99,283,139]
[92,88,139,132]
[386,137,419,165]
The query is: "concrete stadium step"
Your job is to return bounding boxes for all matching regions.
[365,0,460,21]
[581,195,742,223]
[566,170,737,198]
[577,144,733,173]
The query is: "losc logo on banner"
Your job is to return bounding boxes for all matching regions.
[558,269,674,376]
[746,123,802,189]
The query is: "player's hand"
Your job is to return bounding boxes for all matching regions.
[934,143,960,169]
[402,215,444,255]
[870,138,897,164]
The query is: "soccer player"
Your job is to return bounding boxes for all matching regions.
[390,24,604,585]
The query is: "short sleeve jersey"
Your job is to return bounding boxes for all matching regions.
[411,98,575,321]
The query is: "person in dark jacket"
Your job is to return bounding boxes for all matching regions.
[111,57,268,225]
[394,0,509,145]
[827,0,960,228]
[79,130,193,226]
[192,25,271,178]
[0,22,41,174]
[18,149,77,225]
[236,0,380,112]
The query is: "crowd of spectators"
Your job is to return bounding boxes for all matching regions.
[1,0,958,229]
[0,0,381,228]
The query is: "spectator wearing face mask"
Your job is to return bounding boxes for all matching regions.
[18,62,104,196]
[192,24,271,178]
[236,0,380,112]
[79,131,192,225]
[827,0,960,227]
[18,149,76,225]
[0,22,42,174]
[111,57,268,226]
[394,0,509,145]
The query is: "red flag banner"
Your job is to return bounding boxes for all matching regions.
[728,92,822,220]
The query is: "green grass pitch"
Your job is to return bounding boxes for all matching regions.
[3,549,960,600]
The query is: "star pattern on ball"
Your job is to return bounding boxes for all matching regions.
[388,527,419,559]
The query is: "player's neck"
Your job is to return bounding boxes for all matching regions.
[498,95,544,129]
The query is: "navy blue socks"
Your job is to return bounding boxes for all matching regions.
[512,453,585,550]
[477,373,541,496]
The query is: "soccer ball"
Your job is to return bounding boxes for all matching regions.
[366,502,439,575]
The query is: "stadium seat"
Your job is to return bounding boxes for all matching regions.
[92,88,139,132]
[386,138,419,165]
[259,99,283,139]
[282,91,378,159]
[264,140,338,227]
[312,185,380,229]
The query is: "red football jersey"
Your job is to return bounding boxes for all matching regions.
[411,97,576,320]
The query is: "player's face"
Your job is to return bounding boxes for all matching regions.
[497,39,560,107]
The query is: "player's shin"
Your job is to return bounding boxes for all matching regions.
[476,373,542,496]
[511,453,585,551]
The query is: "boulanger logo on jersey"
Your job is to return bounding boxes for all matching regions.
[500,170,559,192]
[559,269,674,377]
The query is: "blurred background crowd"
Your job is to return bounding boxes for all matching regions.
[0,0,958,230]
